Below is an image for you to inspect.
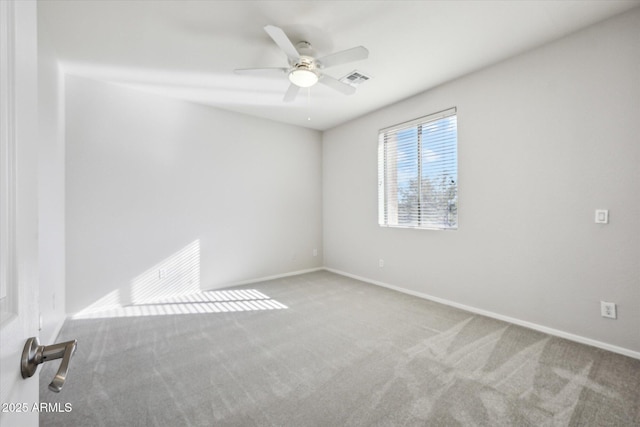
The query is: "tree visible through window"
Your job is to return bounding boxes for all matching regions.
[378,108,458,229]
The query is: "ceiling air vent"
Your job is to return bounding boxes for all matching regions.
[339,70,371,87]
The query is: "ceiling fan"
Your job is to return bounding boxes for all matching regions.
[235,25,369,102]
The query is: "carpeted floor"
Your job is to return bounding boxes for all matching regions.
[40,271,640,426]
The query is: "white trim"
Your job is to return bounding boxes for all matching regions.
[323,267,640,360]
[0,0,17,323]
[379,107,457,134]
[212,267,324,289]
[64,268,326,318]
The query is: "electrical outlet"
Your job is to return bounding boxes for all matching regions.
[313,248,318,257]
[600,301,617,319]
[595,209,609,224]
[379,259,384,268]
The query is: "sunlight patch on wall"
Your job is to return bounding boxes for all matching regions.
[72,239,288,319]
[72,289,122,317]
[130,239,200,305]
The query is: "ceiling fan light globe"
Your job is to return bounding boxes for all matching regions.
[289,69,318,88]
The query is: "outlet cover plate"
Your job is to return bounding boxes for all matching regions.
[595,209,609,224]
[600,301,617,319]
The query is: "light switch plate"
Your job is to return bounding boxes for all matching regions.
[595,209,608,224]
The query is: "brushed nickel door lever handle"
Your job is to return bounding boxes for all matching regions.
[21,337,78,392]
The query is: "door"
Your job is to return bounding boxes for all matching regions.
[1,1,40,426]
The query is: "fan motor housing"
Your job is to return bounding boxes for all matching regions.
[293,56,316,72]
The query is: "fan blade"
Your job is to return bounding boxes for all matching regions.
[264,25,300,62]
[319,75,356,95]
[317,46,369,69]
[283,83,300,102]
[234,67,288,76]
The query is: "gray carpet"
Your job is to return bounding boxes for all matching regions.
[40,271,640,426]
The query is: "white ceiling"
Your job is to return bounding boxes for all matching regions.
[40,0,640,131]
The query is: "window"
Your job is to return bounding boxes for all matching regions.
[378,108,458,230]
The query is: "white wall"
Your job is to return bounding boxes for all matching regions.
[37,12,66,342]
[323,10,640,354]
[65,76,322,314]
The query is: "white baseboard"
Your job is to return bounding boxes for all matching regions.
[217,267,325,289]
[65,268,325,318]
[323,267,640,360]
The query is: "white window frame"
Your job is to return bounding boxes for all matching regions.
[378,107,458,230]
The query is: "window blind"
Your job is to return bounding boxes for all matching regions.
[378,108,458,230]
